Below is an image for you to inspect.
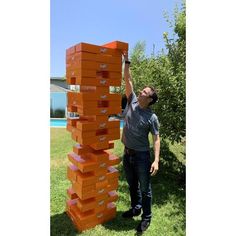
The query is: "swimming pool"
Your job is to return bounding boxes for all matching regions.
[50,119,67,127]
[50,118,124,128]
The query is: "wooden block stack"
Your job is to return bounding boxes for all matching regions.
[65,41,128,231]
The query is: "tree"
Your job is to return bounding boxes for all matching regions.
[127,1,186,143]
[157,1,186,143]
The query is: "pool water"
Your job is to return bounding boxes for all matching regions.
[50,119,67,127]
[50,119,124,128]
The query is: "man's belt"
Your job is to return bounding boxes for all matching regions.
[125,146,136,156]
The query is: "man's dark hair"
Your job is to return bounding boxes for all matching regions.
[146,86,158,106]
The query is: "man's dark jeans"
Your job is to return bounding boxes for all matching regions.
[123,147,152,220]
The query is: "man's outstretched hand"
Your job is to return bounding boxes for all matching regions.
[122,51,129,61]
[150,161,159,176]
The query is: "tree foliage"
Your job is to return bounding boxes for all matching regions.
[123,2,186,143]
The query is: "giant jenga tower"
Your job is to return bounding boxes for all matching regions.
[65,41,128,231]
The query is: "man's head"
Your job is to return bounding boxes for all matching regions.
[137,86,158,108]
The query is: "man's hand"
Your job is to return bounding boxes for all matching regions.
[121,50,133,98]
[122,51,129,61]
[150,160,159,176]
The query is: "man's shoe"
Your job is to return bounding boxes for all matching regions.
[122,208,141,218]
[136,219,151,234]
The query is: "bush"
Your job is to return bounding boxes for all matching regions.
[52,109,65,118]
[50,108,54,117]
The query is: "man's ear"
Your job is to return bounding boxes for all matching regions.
[149,97,153,103]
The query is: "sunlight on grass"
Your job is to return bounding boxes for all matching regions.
[50,128,185,236]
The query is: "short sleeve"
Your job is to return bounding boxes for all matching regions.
[127,91,137,104]
[149,114,159,135]
[122,92,137,117]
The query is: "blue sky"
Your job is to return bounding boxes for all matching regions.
[51,0,182,77]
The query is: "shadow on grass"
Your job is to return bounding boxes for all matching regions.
[51,211,138,235]
[102,210,138,231]
[50,212,79,236]
[116,139,186,219]
[151,139,186,207]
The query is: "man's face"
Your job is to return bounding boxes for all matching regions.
[137,87,153,105]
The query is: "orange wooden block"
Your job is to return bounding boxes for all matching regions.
[95,53,121,64]
[72,127,120,145]
[104,202,116,221]
[68,152,97,173]
[72,180,109,201]
[95,115,109,122]
[66,68,97,78]
[96,178,108,188]
[76,191,108,213]
[67,188,78,200]
[67,152,96,173]
[108,177,119,187]
[70,205,98,226]
[67,105,77,113]
[67,76,121,86]
[108,190,118,203]
[70,126,120,140]
[67,165,97,187]
[66,69,122,83]
[89,141,110,150]
[86,150,109,163]
[68,153,108,175]
[88,137,117,151]
[96,183,108,197]
[75,119,119,132]
[66,123,73,132]
[80,85,109,94]
[102,41,129,52]
[77,198,108,214]
[72,143,114,156]
[72,181,96,200]
[108,154,120,166]
[107,166,119,180]
[68,91,121,103]
[77,92,121,101]
[75,171,97,187]
[66,208,97,232]
[95,174,107,184]
[73,144,93,155]
[94,198,108,213]
[76,197,97,213]
[75,42,122,57]
[67,117,79,127]
[67,91,78,106]
[96,71,122,80]
[76,105,121,116]
[67,200,116,231]
[68,60,122,72]
[66,45,76,56]
[96,53,122,64]
[74,100,121,109]
[66,198,77,211]
[72,141,114,152]
[66,52,122,65]
[94,168,108,179]
[107,180,119,192]
[67,165,78,182]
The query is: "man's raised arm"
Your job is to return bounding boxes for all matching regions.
[123,51,133,99]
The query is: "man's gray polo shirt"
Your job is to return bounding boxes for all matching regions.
[121,92,159,151]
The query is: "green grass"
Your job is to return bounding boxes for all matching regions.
[50,128,185,236]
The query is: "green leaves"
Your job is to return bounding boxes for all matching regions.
[124,1,185,143]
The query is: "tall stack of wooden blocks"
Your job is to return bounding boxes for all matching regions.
[65,41,128,231]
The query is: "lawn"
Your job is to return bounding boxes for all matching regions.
[50,128,185,236]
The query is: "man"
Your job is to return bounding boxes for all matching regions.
[121,51,160,234]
